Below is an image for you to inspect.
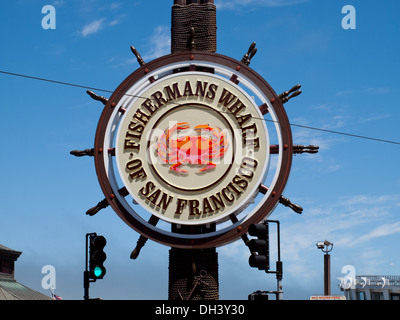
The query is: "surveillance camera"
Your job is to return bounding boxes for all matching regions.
[316,242,325,249]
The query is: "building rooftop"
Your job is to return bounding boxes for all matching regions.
[0,244,22,259]
[0,278,51,300]
[340,275,400,300]
[0,243,51,300]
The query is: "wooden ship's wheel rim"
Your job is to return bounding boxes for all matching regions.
[92,51,293,249]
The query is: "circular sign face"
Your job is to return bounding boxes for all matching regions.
[93,52,293,249]
[115,72,269,225]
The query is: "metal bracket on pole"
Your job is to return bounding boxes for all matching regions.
[264,220,283,300]
[84,232,97,300]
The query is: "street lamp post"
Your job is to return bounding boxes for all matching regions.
[316,240,333,296]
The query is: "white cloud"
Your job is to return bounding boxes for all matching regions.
[272,192,400,283]
[98,2,123,11]
[109,18,122,26]
[53,0,65,6]
[80,19,106,37]
[79,17,124,37]
[357,222,400,244]
[110,3,121,9]
[358,114,391,124]
[120,25,170,67]
[142,26,171,61]
[336,86,391,97]
[365,87,391,95]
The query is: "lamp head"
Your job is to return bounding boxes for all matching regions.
[316,240,333,253]
[316,242,325,249]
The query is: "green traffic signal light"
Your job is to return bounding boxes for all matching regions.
[89,234,107,280]
[93,265,106,278]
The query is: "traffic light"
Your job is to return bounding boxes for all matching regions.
[89,234,107,280]
[248,222,269,271]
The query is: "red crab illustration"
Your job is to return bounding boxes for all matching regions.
[155,122,228,173]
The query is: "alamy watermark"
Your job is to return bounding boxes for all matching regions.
[342,5,356,30]
[40,4,355,31]
[337,265,357,289]
[338,265,394,290]
[41,265,56,290]
[41,5,56,30]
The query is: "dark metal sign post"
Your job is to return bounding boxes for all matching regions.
[169,0,219,300]
[84,232,96,300]
[316,240,333,296]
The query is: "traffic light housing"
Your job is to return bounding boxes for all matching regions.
[89,234,107,280]
[248,222,269,271]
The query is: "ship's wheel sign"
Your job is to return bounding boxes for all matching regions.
[72,48,318,250]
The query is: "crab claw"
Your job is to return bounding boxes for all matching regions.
[199,162,216,172]
[170,163,188,174]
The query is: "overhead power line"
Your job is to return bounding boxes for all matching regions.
[0,70,114,94]
[0,69,399,146]
[283,123,400,145]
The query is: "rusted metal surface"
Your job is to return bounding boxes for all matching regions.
[169,249,219,300]
[86,90,108,105]
[130,215,160,259]
[70,148,94,157]
[241,42,257,66]
[130,46,146,67]
[270,144,319,155]
[278,84,302,104]
[174,0,215,4]
[179,270,210,300]
[259,184,303,214]
[293,145,319,154]
[171,1,217,53]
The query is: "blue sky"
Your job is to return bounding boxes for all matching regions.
[0,0,399,300]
